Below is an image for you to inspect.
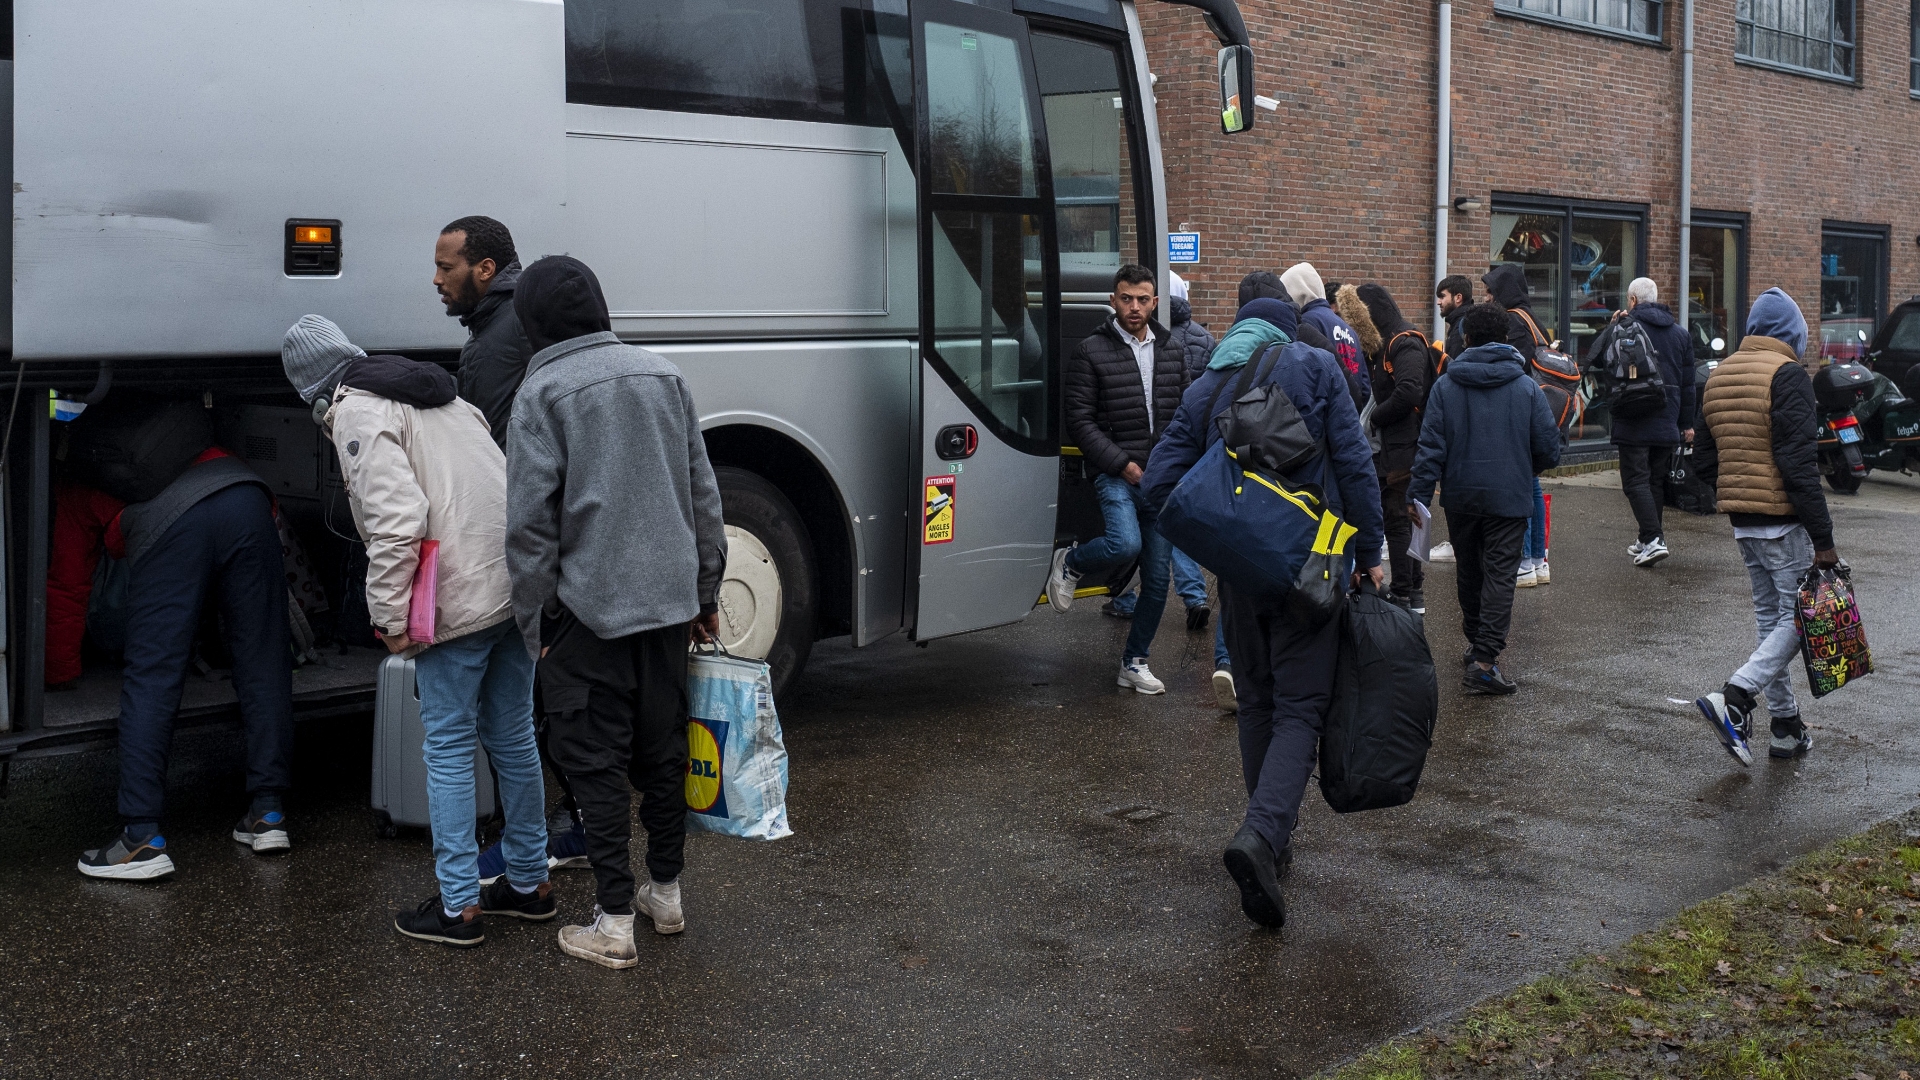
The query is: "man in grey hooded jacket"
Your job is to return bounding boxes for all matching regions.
[505,255,726,969]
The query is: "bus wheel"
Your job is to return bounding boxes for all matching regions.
[714,466,817,698]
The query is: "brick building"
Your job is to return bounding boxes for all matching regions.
[1140,0,1920,400]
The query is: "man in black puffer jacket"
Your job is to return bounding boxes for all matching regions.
[1048,264,1188,695]
[1340,284,1432,612]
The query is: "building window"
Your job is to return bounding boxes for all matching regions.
[1736,0,1854,80]
[1497,0,1663,40]
[1820,223,1888,362]
[1688,214,1748,363]
[1490,197,1648,444]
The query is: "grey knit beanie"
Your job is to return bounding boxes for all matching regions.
[281,314,366,403]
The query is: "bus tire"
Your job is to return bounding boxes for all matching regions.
[713,466,817,698]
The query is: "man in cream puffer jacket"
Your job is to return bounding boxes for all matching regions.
[281,314,551,949]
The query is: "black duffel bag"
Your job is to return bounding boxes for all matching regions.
[1319,583,1438,813]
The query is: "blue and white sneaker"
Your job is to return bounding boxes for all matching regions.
[78,830,175,880]
[232,810,290,854]
[1695,692,1754,766]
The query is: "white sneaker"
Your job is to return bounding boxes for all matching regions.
[1046,545,1081,611]
[1516,564,1539,588]
[557,905,638,968]
[1626,540,1646,557]
[1534,559,1550,584]
[1212,669,1237,712]
[1428,541,1455,563]
[1117,657,1166,695]
[636,877,685,935]
[1633,538,1669,567]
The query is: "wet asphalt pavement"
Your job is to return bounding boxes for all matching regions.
[3,475,1918,1079]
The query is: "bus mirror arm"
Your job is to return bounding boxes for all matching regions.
[79,358,114,407]
[1161,0,1251,48]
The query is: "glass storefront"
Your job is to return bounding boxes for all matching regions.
[1688,217,1746,363]
[1819,224,1887,363]
[1490,201,1646,443]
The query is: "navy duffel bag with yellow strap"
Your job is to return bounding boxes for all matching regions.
[1157,343,1359,617]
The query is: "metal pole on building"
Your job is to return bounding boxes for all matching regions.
[1678,0,1694,337]
[1434,1,1452,341]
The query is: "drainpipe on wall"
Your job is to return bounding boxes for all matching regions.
[1434,0,1452,340]
[1677,0,1694,340]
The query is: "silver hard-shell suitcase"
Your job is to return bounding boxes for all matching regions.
[371,654,496,836]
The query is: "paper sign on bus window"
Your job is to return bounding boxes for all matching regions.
[923,475,955,545]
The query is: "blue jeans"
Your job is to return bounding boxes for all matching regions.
[415,618,548,907]
[1524,478,1548,561]
[1114,547,1229,668]
[1731,527,1813,718]
[1068,472,1172,660]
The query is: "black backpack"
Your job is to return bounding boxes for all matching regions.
[1210,342,1318,476]
[65,397,215,504]
[1319,584,1438,813]
[1597,317,1667,420]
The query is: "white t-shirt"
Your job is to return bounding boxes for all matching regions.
[1732,521,1802,541]
[1117,319,1157,433]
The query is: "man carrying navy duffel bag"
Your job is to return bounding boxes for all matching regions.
[1141,297,1384,930]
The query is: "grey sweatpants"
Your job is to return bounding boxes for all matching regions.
[1730,526,1812,718]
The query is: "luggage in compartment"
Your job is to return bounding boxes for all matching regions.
[371,654,495,835]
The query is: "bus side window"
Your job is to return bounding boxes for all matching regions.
[564,0,891,127]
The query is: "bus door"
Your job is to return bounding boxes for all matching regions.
[906,0,1062,641]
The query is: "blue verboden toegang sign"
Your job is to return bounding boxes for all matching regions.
[1167,232,1200,264]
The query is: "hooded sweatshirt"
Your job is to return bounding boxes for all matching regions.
[1483,264,1547,360]
[1408,344,1562,518]
[506,257,727,658]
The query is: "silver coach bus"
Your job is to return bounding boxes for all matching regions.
[0,0,1252,761]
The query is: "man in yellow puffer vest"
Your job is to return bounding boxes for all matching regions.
[1691,288,1838,766]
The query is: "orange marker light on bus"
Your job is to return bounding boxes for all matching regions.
[293,226,333,245]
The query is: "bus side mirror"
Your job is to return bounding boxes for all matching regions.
[1218,45,1254,134]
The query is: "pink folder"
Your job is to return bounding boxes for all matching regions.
[407,540,439,644]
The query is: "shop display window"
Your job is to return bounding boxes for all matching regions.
[1819,224,1888,363]
[1688,216,1747,364]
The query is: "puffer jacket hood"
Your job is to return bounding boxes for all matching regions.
[515,256,613,353]
[1170,296,1193,326]
[1238,271,1287,309]
[340,354,458,410]
[1446,344,1530,387]
[1335,284,1382,355]
[1482,264,1531,309]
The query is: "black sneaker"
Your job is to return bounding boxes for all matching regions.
[1100,599,1134,620]
[394,895,485,947]
[1186,605,1211,632]
[1406,589,1425,615]
[1222,825,1286,928]
[232,810,291,854]
[1769,714,1813,759]
[1463,663,1518,695]
[479,879,558,921]
[78,830,176,881]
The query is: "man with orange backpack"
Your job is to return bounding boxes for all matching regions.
[1339,284,1434,613]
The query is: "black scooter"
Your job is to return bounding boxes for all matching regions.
[1812,359,1920,494]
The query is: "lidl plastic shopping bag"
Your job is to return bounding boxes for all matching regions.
[686,647,793,840]
[1795,564,1873,699]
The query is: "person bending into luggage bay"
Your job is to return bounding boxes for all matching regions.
[280,315,550,947]
[67,398,294,880]
[505,256,727,969]
[1407,304,1562,696]
[1140,297,1385,929]
[1046,263,1190,695]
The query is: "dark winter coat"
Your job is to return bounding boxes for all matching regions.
[340,354,458,410]
[1588,302,1697,446]
[1140,341,1385,571]
[1064,318,1188,477]
[1408,344,1563,518]
[1168,297,1217,381]
[1483,264,1546,360]
[456,261,533,449]
[1354,290,1431,474]
[1442,306,1467,361]
[1693,337,1833,549]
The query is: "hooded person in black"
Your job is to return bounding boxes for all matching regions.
[1340,284,1432,610]
[1482,263,1554,583]
[515,256,615,353]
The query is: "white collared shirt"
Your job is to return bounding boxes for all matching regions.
[1117,318,1157,432]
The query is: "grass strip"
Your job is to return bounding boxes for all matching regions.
[1320,811,1920,1079]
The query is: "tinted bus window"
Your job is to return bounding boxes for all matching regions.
[566,0,889,125]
